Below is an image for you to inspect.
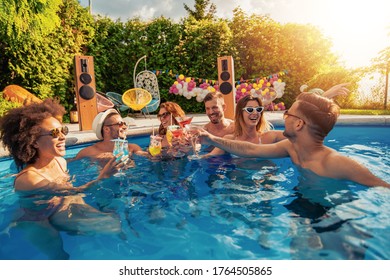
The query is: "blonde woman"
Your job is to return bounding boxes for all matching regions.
[203,95,285,158]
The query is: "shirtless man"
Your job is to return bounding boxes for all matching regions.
[75,109,145,160]
[199,92,390,188]
[203,92,235,137]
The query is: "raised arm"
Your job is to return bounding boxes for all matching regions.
[322,83,350,99]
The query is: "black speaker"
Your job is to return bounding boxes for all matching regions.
[217,56,235,119]
[74,55,98,131]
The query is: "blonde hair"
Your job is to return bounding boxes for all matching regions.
[234,95,271,137]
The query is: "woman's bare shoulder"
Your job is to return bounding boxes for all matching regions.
[261,130,286,144]
[14,169,49,191]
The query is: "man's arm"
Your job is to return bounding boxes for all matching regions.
[200,132,290,158]
[322,83,350,99]
[74,145,103,160]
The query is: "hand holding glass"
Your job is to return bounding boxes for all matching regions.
[184,124,202,159]
[112,139,129,176]
[149,135,162,156]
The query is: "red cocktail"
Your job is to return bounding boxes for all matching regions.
[176,116,193,128]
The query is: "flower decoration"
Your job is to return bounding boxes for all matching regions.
[265,101,286,111]
[236,75,286,105]
[169,70,287,104]
[169,74,218,102]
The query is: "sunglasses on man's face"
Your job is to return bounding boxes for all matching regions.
[242,106,264,114]
[39,126,69,138]
[105,121,127,127]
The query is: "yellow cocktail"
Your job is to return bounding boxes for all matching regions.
[149,135,162,156]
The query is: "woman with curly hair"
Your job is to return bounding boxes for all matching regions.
[203,95,285,158]
[0,98,126,259]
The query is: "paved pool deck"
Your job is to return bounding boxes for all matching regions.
[1,112,389,158]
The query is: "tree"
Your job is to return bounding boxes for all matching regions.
[0,0,62,87]
[0,0,62,44]
[184,0,217,21]
[371,46,390,109]
[0,0,94,118]
[230,8,342,107]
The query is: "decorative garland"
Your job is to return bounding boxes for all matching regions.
[168,70,288,108]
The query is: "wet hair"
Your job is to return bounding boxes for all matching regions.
[158,102,185,135]
[203,91,225,104]
[295,92,340,140]
[0,98,66,171]
[234,95,271,137]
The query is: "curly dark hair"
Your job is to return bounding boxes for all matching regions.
[0,98,66,171]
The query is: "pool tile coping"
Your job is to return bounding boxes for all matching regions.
[1,112,389,158]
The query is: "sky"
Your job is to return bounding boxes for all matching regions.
[79,0,390,69]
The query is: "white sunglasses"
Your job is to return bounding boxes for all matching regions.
[242,106,264,114]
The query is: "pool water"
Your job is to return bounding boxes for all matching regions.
[0,126,389,260]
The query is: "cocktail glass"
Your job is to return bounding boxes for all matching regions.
[175,116,193,128]
[112,139,129,176]
[166,125,180,146]
[167,125,185,157]
[184,124,202,160]
[149,135,162,157]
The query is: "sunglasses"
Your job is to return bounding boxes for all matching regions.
[242,106,264,114]
[39,126,69,138]
[157,112,171,119]
[283,110,306,124]
[105,121,127,127]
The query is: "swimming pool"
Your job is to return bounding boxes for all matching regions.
[0,126,389,260]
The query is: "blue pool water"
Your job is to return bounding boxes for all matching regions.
[0,126,389,260]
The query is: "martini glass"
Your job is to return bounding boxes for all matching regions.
[175,116,193,128]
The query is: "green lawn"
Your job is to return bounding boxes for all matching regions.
[341,109,390,115]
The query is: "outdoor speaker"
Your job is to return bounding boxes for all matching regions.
[74,55,98,131]
[217,56,236,119]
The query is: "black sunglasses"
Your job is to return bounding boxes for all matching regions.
[105,121,127,127]
[157,112,171,119]
[39,126,69,138]
[283,110,306,124]
[242,106,264,114]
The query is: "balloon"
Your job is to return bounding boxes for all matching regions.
[273,81,286,98]
[309,88,325,95]
[300,85,308,92]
